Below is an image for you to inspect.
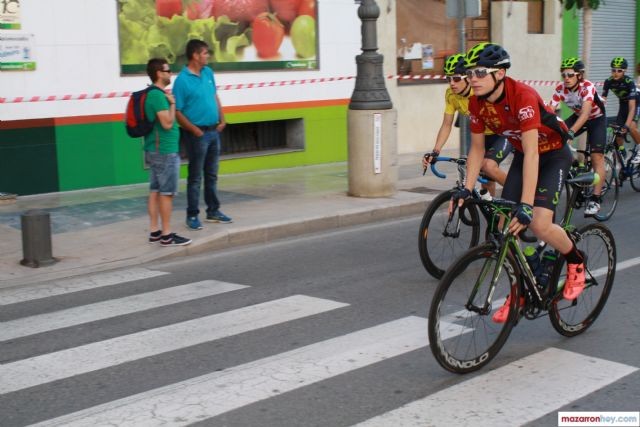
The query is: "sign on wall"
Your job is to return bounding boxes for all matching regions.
[0,32,35,70]
[0,0,20,29]
[117,0,318,74]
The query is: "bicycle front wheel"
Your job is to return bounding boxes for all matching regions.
[549,223,616,337]
[428,243,520,373]
[418,190,481,279]
[595,155,619,221]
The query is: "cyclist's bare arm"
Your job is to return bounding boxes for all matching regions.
[433,113,455,153]
[626,97,636,128]
[567,100,593,134]
[423,113,456,168]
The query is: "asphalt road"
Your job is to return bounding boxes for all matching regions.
[1,187,639,427]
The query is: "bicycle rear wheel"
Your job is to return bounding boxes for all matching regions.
[629,163,640,192]
[548,223,616,337]
[594,155,619,221]
[428,243,520,373]
[418,190,481,279]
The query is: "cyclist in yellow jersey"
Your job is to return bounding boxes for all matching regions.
[423,53,512,196]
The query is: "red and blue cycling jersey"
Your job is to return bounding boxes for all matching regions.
[469,77,568,154]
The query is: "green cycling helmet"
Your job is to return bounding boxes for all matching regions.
[464,42,511,69]
[444,53,466,76]
[611,57,628,69]
[560,57,585,72]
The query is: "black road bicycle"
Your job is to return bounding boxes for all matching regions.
[605,123,640,191]
[428,171,616,374]
[418,156,535,279]
[556,126,628,223]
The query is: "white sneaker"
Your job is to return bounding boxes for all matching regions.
[584,200,600,216]
[631,151,640,165]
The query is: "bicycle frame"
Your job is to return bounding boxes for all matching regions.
[430,157,502,237]
[464,171,598,319]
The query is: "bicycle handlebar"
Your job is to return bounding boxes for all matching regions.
[427,156,488,184]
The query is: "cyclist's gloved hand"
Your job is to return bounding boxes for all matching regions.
[451,187,472,205]
[422,151,440,173]
[513,202,534,226]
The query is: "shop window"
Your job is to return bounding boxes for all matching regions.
[178,119,305,161]
[525,0,544,34]
[221,119,305,157]
[396,0,491,84]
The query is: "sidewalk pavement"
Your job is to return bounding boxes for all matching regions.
[0,151,460,289]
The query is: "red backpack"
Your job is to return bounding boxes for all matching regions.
[124,86,163,138]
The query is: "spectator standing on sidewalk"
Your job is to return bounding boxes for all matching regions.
[144,58,192,247]
[173,39,232,231]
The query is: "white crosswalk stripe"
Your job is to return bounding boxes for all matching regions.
[354,348,638,427]
[0,295,348,394]
[28,316,430,427]
[0,280,248,341]
[0,268,168,305]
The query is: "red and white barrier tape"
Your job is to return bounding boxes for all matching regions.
[0,74,601,104]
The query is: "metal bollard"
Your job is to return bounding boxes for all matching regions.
[20,210,57,268]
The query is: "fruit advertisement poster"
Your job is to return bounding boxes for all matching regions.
[117,0,318,74]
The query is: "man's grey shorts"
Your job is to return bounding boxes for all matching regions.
[145,151,180,196]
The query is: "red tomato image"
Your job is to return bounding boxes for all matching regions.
[252,12,285,58]
[269,0,300,25]
[156,0,183,18]
[297,0,316,19]
[185,0,213,19]
[212,0,270,24]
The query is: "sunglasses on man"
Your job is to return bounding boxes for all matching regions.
[464,68,500,79]
[446,75,465,83]
[611,68,625,73]
[561,72,577,78]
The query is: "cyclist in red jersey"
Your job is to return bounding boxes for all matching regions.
[451,43,586,323]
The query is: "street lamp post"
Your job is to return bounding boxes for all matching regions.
[347,0,398,197]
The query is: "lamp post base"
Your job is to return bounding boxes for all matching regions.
[347,109,398,197]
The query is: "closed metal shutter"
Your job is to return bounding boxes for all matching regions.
[578,0,637,118]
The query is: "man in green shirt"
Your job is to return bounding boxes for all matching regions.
[144,58,191,247]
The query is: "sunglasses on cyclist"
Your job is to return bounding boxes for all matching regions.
[446,75,465,83]
[464,68,499,79]
[561,72,577,78]
[611,68,625,73]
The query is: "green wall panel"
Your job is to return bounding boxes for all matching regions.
[221,105,348,174]
[0,126,59,195]
[3,103,347,195]
[56,122,118,191]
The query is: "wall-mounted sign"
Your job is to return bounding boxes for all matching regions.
[117,0,319,74]
[0,32,35,70]
[0,0,20,29]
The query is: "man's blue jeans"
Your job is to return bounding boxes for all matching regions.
[184,129,221,217]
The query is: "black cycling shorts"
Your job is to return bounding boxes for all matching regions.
[565,114,607,153]
[614,102,640,125]
[484,134,513,165]
[502,144,572,212]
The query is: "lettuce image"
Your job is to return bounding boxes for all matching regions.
[117,0,251,68]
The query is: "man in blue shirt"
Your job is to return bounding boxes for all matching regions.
[174,39,232,230]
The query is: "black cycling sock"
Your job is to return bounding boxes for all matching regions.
[563,242,584,264]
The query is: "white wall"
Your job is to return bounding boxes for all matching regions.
[491,0,563,103]
[0,0,361,120]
